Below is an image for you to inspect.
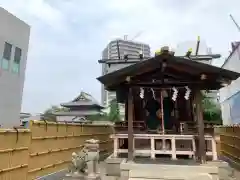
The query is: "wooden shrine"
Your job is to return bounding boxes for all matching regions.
[97,49,240,164]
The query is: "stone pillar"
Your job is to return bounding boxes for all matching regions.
[85,139,101,180]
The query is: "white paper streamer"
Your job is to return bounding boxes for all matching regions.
[184,86,191,100]
[172,87,178,101]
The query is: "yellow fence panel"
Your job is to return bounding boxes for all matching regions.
[0,129,31,180]
[215,125,240,169]
[0,121,114,180]
[27,120,113,179]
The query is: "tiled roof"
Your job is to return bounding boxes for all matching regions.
[61,91,103,108]
[53,110,102,116]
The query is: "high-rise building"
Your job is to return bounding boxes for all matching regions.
[0,7,30,127]
[101,39,151,118]
[175,40,212,64]
[176,40,221,104]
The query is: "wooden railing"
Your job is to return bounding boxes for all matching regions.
[112,133,217,161]
[114,121,217,134]
[114,121,146,132]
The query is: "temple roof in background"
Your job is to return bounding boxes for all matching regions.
[61,91,103,109]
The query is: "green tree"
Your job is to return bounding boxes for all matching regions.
[108,99,120,122]
[86,113,108,121]
[202,92,222,124]
[42,105,69,121]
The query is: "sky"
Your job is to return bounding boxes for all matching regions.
[0,0,240,114]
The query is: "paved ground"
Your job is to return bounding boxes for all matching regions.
[36,170,68,180]
[233,170,240,180]
[37,162,119,180]
[36,161,240,180]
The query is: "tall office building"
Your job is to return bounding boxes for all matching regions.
[101,39,151,118]
[175,40,213,64]
[0,7,30,127]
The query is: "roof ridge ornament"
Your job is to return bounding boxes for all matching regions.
[126,76,131,82]
[155,46,175,57]
[200,74,207,80]
[186,48,193,58]
[73,91,92,102]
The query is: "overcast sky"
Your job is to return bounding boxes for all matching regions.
[0,0,240,113]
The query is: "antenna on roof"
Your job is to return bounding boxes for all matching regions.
[230,14,240,32]
[116,41,121,60]
[131,31,143,41]
[195,36,200,56]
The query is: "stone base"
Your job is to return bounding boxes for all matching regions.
[87,174,101,180]
[63,177,84,180]
[105,154,126,176]
[120,160,234,180]
[64,174,101,180]
[64,172,86,180]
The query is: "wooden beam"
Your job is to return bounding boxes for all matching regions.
[125,97,128,122]
[131,68,161,81]
[166,68,199,80]
[128,80,220,90]
[107,82,220,91]
[98,54,220,64]
[132,66,197,82]
[127,87,134,161]
[195,90,206,163]
[131,64,221,86]
[131,81,211,86]
[167,63,225,83]
[134,75,184,82]
[168,60,197,73]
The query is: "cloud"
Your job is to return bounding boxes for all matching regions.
[0,0,240,113]
[1,0,66,29]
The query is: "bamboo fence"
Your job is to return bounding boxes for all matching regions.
[0,128,31,180]
[215,125,240,169]
[0,120,114,180]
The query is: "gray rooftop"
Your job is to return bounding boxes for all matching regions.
[53,110,102,116]
[61,91,103,108]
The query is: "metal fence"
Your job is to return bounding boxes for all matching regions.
[0,120,113,180]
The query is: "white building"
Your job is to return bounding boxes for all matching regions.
[0,7,30,127]
[219,42,240,125]
[101,39,151,118]
[175,40,212,64]
[176,40,220,103]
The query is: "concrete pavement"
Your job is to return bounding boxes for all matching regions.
[37,162,119,180]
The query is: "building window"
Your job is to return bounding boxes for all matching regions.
[1,42,12,70]
[12,47,22,73]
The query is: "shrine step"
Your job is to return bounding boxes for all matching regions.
[129,178,159,180]
[129,169,215,180]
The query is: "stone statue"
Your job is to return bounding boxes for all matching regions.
[85,139,101,179]
[67,148,88,176]
[65,139,101,180]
